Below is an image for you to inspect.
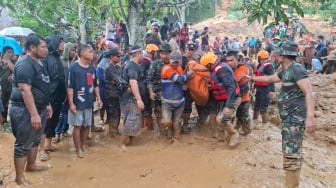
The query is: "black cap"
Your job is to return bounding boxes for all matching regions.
[317,35,324,40]
[104,49,120,57]
[187,43,196,50]
[130,45,142,54]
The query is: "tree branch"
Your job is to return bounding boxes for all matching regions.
[161,0,196,7]
[117,0,127,21]
[150,0,167,16]
[26,11,57,29]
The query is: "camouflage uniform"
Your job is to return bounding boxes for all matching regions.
[277,62,308,171]
[147,59,164,129]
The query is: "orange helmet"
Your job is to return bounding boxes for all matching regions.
[257,50,269,59]
[146,44,159,53]
[200,52,217,66]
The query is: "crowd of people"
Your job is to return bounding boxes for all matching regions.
[3,16,333,187]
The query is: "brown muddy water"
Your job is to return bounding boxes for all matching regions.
[1,106,335,188]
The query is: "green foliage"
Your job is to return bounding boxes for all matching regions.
[3,0,216,42]
[5,0,116,40]
[303,1,336,25]
[241,0,330,27]
[185,0,215,23]
[227,0,246,20]
[228,0,244,11]
[18,16,54,37]
[0,0,15,11]
[227,11,245,20]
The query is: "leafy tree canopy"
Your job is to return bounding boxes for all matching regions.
[241,0,330,26]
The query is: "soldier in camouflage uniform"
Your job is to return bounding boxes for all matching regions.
[147,44,171,134]
[247,41,316,188]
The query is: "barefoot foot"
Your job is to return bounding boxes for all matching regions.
[77,150,85,158]
[25,165,49,172]
[120,144,127,152]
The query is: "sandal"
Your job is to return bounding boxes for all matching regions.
[52,135,60,143]
[39,152,49,162]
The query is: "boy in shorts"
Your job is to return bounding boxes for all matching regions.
[67,44,102,158]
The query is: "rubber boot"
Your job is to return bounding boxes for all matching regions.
[172,121,181,139]
[108,122,118,137]
[261,112,268,124]
[143,117,154,130]
[234,120,241,130]
[225,125,240,147]
[241,121,252,135]
[252,110,259,120]
[197,110,208,128]
[252,110,259,129]
[181,113,190,134]
[285,169,300,188]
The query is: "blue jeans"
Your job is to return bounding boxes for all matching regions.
[254,87,269,113]
[55,103,69,135]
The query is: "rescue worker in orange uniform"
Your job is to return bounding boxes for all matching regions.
[200,52,240,147]
[225,51,252,135]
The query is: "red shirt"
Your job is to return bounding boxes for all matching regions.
[180,27,188,40]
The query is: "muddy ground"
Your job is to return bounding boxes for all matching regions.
[0,72,335,188]
[1,1,336,185]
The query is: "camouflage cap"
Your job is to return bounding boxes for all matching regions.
[276,41,298,57]
[159,43,172,52]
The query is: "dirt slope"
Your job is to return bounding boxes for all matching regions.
[193,1,332,41]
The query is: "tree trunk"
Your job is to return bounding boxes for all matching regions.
[78,2,86,44]
[127,0,146,46]
[174,0,195,25]
[179,6,186,24]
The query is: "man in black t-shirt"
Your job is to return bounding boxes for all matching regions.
[119,45,145,151]
[9,34,53,185]
[40,35,65,160]
[104,49,122,136]
[160,17,169,42]
[201,27,209,51]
